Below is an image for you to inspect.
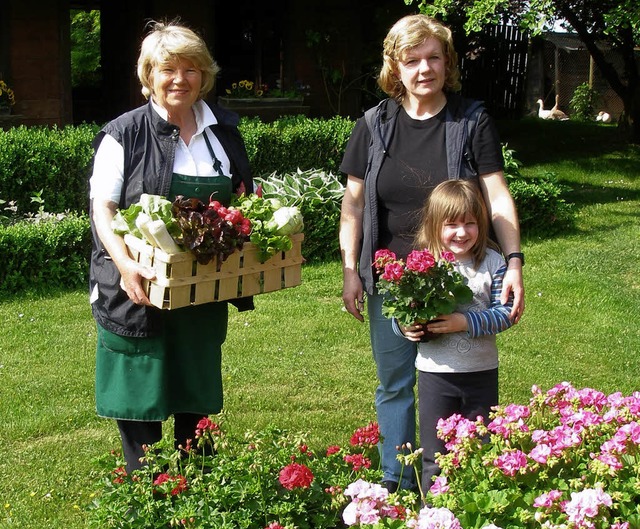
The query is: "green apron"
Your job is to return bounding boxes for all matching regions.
[96,132,233,421]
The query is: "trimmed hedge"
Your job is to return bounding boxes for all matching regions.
[239,115,354,177]
[0,124,100,215]
[0,214,91,295]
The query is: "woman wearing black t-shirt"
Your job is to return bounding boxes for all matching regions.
[339,14,524,493]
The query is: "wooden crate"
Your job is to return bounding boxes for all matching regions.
[125,233,304,310]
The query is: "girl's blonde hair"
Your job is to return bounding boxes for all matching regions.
[137,20,220,100]
[378,14,461,101]
[415,179,491,266]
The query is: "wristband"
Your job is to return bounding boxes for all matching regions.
[507,252,525,266]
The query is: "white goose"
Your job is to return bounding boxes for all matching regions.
[537,96,569,121]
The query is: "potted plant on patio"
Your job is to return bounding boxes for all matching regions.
[218,79,309,121]
[0,80,16,115]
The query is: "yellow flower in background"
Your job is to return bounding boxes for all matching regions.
[225,79,263,98]
[0,80,15,107]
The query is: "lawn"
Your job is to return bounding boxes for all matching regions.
[0,119,639,528]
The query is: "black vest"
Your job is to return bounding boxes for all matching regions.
[89,101,254,337]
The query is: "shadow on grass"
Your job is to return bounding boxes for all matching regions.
[497,118,637,168]
[565,182,640,208]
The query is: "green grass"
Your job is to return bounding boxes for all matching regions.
[1,119,639,528]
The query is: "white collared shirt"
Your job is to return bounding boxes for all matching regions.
[90,99,232,203]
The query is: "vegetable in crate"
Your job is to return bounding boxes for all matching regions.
[232,193,303,262]
[172,195,251,265]
[112,193,183,254]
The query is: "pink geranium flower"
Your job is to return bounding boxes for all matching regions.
[493,449,528,476]
[406,249,436,273]
[563,487,612,528]
[381,262,405,282]
[278,462,313,490]
[533,489,563,508]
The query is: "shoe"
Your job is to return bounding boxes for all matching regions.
[381,480,399,493]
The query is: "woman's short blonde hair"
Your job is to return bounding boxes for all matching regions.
[378,14,461,101]
[137,21,220,100]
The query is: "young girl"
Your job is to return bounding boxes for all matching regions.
[395,179,514,495]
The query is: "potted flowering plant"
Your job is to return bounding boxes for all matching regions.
[343,382,640,529]
[218,80,308,121]
[224,79,267,99]
[88,417,384,528]
[373,249,473,327]
[0,80,16,114]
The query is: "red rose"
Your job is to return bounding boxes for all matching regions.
[278,462,314,490]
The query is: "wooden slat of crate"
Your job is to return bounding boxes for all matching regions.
[124,233,304,310]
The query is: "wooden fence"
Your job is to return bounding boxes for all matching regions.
[459,24,529,119]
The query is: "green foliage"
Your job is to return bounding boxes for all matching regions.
[502,145,574,236]
[70,9,101,88]
[239,115,355,177]
[0,214,91,295]
[257,169,345,261]
[0,124,100,215]
[570,82,599,121]
[88,419,383,529]
[508,172,574,236]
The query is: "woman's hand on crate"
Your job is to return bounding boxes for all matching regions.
[118,260,156,306]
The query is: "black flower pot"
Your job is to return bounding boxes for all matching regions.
[419,320,443,342]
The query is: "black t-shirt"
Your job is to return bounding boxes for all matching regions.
[340,103,503,259]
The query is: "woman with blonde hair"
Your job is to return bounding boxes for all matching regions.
[89,20,254,471]
[339,14,524,491]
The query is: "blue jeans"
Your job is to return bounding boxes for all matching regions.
[368,293,417,488]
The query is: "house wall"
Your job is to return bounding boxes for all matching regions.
[4,0,72,127]
[2,0,412,128]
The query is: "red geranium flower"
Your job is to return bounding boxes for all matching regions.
[153,473,188,496]
[278,462,314,490]
[350,421,380,448]
[344,453,372,472]
[195,417,220,438]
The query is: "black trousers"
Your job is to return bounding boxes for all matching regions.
[117,412,206,472]
[418,369,498,493]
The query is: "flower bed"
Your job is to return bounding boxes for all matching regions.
[342,382,640,529]
[88,419,385,528]
[125,232,304,309]
[88,383,640,528]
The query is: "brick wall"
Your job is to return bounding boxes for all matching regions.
[8,0,71,126]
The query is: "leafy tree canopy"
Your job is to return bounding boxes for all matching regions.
[70,9,101,88]
[405,0,640,139]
